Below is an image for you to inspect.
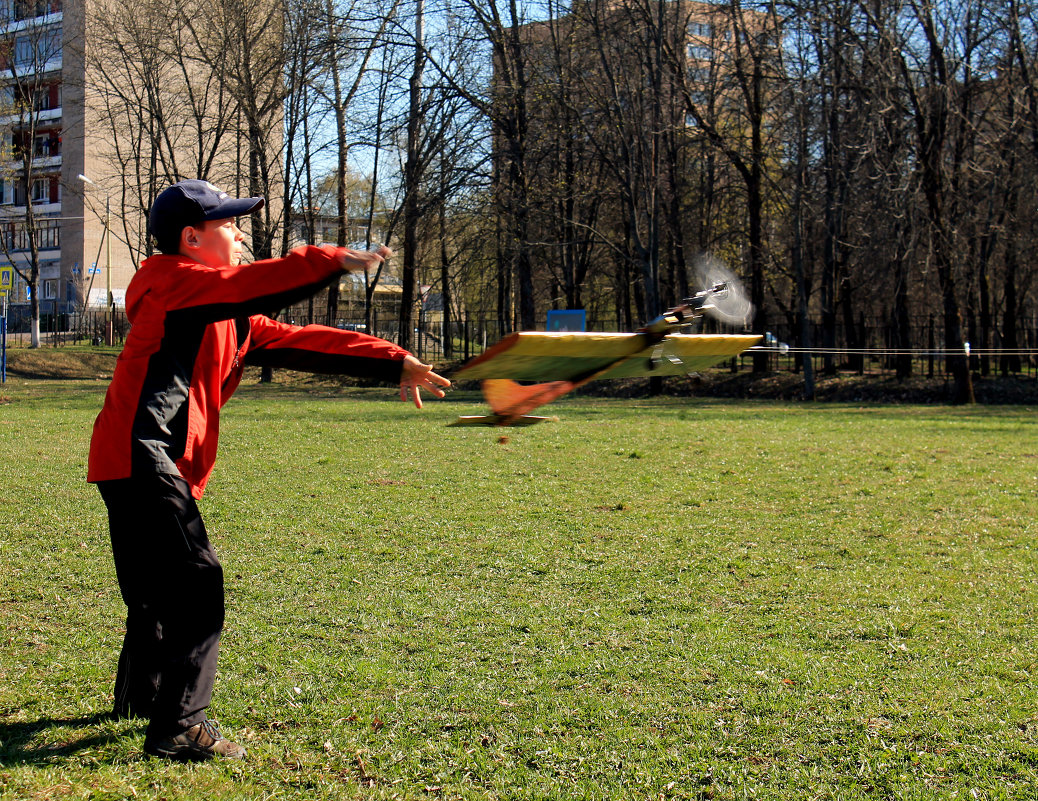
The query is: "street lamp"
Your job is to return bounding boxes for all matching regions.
[78,173,113,344]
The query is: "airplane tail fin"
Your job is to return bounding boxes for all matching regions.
[482,379,575,421]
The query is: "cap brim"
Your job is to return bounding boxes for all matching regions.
[203,197,265,220]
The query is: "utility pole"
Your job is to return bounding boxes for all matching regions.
[105,195,113,344]
[79,174,114,345]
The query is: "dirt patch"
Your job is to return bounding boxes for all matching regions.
[567,370,1038,405]
[443,368,1036,405]
[5,348,119,380]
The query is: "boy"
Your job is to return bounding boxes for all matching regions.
[88,179,450,761]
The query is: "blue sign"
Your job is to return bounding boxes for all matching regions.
[547,309,586,332]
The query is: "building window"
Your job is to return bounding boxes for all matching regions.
[13,0,58,21]
[686,43,712,61]
[30,85,59,111]
[688,22,713,39]
[687,65,710,85]
[18,177,59,204]
[43,25,60,58]
[42,278,55,299]
[33,132,59,157]
[14,35,33,66]
[12,26,61,67]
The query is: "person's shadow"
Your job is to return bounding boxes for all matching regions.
[0,712,144,765]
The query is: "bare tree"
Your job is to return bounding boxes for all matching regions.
[998,0,1038,374]
[671,0,785,371]
[394,0,425,351]
[282,0,331,259]
[870,0,976,401]
[572,0,675,323]
[316,0,400,322]
[422,0,540,332]
[83,0,240,265]
[0,10,64,347]
[177,0,289,261]
[526,0,603,313]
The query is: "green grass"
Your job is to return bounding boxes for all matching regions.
[1,377,1037,799]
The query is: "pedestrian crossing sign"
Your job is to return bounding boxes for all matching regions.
[0,266,12,296]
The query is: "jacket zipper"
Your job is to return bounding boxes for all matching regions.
[223,318,248,389]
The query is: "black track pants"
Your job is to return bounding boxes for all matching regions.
[97,474,224,738]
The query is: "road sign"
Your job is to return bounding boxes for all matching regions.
[0,265,12,296]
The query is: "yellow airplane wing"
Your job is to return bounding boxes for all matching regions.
[451,331,761,426]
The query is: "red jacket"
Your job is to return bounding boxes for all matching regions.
[88,246,410,499]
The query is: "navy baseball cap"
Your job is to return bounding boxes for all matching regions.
[149,179,264,253]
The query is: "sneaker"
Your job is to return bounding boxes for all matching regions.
[144,719,247,761]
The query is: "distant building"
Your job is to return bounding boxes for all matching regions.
[0,0,70,319]
[0,0,280,328]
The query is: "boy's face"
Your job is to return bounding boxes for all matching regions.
[181,218,245,268]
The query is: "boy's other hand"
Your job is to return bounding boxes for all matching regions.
[327,245,393,273]
[400,355,451,409]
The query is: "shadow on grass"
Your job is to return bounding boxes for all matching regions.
[0,712,142,766]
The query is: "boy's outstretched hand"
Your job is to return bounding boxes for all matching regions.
[400,355,451,409]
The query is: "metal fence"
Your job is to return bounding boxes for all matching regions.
[8,308,1038,380]
[4,309,131,347]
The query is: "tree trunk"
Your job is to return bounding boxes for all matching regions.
[1001,242,1021,375]
[893,262,912,380]
[748,168,767,374]
[438,165,452,359]
[398,0,425,353]
[324,0,349,324]
[840,274,860,374]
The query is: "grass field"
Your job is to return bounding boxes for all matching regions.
[1,375,1037,800]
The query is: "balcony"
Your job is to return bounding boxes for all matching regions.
[0,21,63,78]
[0,0,62,32]
[0,216,61,251]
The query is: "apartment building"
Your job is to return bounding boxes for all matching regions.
[0,0,168,328]
[0,0,63,320]
[1,0,295,336]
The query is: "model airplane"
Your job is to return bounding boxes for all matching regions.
[450,275,773,426]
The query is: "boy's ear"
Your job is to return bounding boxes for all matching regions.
[180,225,201,252]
